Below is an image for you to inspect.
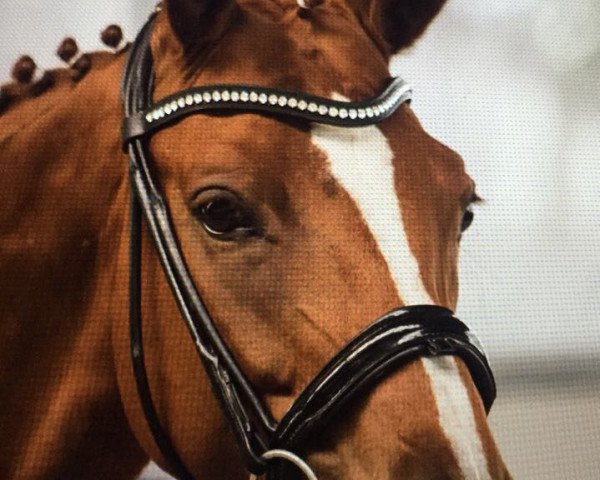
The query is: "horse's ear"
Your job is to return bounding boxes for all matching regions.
[164,0,238,49]
[351,0,447,55]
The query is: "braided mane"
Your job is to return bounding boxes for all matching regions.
[0,25,128,126]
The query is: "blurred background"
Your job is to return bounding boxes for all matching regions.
[392,2,600,478]
[1,1,598,478]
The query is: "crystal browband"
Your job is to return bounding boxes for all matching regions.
[122,77,412,143]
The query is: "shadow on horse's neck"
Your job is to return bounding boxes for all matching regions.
[0,51,147,479]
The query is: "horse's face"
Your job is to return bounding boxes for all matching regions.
[126,0,504,478]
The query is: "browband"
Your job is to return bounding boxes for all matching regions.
[123,78,412,143]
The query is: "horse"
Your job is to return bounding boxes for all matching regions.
[0,0,512,478]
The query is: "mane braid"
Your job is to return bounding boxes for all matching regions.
[0,25,129,116]
[0,51,133,158]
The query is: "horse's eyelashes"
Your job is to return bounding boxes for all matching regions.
[461,208,475,233]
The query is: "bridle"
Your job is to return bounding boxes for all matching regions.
[121,13,496,480]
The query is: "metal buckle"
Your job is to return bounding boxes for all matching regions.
[248,450,318,480]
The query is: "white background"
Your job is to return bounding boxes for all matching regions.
[2,1,599,478]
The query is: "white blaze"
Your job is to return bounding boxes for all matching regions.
[311,120,490,480]
[422,356,491,479]
[310,123,432,305]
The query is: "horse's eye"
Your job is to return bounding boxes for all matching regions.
[461,208,475,232]
[194,190,260,240]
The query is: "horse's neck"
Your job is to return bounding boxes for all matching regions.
[0,53,146,478]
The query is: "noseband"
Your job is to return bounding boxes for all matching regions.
[122,14,496,480]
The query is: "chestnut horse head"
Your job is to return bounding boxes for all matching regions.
[0,0,511,479]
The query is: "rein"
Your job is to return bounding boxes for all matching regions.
[121,13,496,480]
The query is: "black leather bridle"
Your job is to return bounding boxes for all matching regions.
[121,13,496,480]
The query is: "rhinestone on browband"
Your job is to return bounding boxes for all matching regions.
[123,78,412,143]
[145,84,409,124]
